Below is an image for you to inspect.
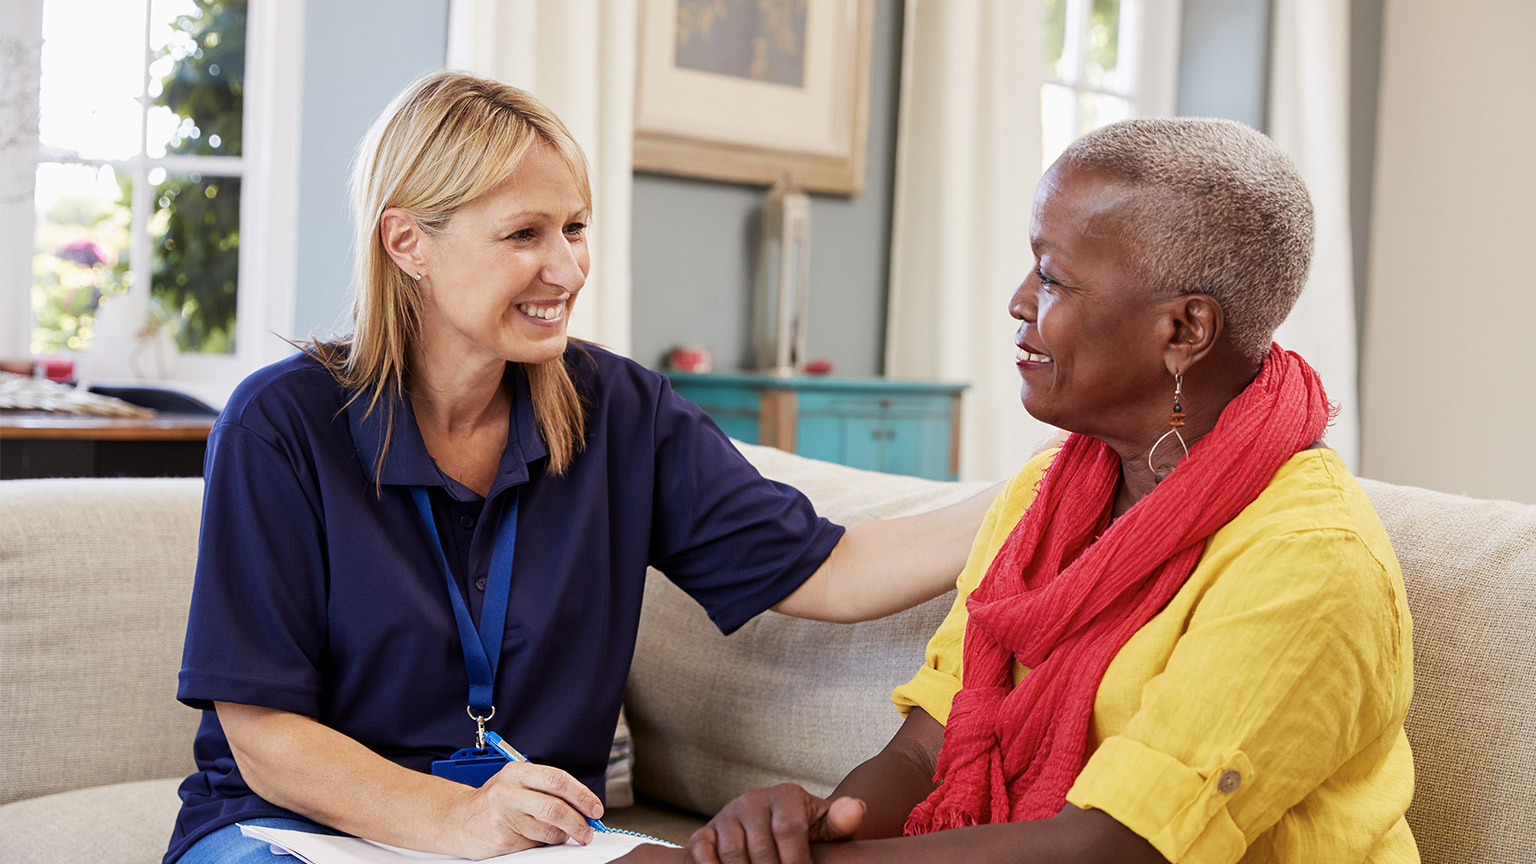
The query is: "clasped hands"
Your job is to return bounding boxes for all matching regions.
[616,783,865,864]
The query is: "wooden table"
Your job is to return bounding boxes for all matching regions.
[1,411,215,479]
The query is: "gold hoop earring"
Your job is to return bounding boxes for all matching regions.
[1148,374,1188,481]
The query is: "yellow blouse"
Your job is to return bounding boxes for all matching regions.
[892,449,1418,863]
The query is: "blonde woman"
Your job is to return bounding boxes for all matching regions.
[166,72,995,864]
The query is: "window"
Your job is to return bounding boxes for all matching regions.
[33,0,246,363]
[1042,0,1182,169]
[1,0,300,400]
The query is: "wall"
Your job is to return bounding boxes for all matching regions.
[1174,0,1271,127]
[628,0,905,376]
[1362,0,1536,503]
[1348,0,1383,340]
[290,0,450,340]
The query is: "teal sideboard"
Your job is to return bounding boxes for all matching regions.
[665,372,967,481]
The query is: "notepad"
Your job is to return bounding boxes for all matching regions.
[239,823,675,863]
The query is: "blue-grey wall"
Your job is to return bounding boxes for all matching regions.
[1175,0,1272,127]
[1349,0,1383,345]
[291,0,450,340]
[629,0,905,376]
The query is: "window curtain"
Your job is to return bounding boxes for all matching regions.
[0,0,44,357]
[884,0,1049,483]
[1268,0,1359,469]
[447,0,635,355]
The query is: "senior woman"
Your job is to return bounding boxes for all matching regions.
[164,71,997,864]
[627,118,1417,864]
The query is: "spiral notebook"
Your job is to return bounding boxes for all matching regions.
[239,823,676,864]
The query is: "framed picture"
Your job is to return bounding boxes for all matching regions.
[634,0,875,195]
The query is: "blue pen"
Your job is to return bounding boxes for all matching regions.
[485,731,609,833]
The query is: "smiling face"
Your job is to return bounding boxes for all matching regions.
[1009,160,1182,444]
[410,141,591,369]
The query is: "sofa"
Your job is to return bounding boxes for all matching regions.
[2,441,1533,864]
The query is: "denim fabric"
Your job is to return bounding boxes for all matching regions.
[176,817,334,864]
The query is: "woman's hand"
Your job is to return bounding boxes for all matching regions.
[216,702,603,858]
[439,760,606,858]
[682,783,865,864]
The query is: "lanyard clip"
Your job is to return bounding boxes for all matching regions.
[468,705,495,750]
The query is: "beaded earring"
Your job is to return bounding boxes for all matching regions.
[1148,374,1189,481]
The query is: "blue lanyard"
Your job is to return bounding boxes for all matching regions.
[410,487,518,718]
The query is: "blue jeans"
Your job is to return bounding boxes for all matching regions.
[177,817,338,864]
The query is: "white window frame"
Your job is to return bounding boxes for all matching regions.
[0,0,304,407]
[1042,0,1183,164]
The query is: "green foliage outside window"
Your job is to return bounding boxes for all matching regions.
[30,0,247,357]
[146,0,247,354]
[1043,0,1121,83]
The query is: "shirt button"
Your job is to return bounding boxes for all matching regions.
[1218,770,1242,794]
[474,576,488,591]
[459,514,477,530]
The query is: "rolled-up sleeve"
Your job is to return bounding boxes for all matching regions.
[1066,528,1407,864]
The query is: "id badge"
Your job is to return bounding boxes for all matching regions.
[430,747,508,787]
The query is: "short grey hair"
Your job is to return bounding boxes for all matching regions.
[1059,117,1314,361]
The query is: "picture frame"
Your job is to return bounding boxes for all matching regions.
[634,0,875,195]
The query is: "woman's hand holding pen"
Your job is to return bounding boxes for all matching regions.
[440,760,606,858]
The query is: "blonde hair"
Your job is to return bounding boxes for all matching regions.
[1059,117,1314,361]
[312,70,591,480]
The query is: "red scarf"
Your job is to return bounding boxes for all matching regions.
[906,344,1331,833]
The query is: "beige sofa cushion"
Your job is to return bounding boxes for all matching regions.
[0,778,183,864]
[0,478,202,806]
[1360,479,1536,864]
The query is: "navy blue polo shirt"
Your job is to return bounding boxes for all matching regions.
[166,345,843,863]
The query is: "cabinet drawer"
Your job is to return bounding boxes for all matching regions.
[796,413,953,480]
[795,390,953,418]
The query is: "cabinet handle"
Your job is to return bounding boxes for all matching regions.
[886,428,897,440]
[872,429,883,440]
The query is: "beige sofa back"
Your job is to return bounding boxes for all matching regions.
[3,448,1534,864]
[1358,478,1536,864]
[628,444,1536,864]
[1,478,202,804]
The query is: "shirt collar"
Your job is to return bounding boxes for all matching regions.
[347,363,549,490]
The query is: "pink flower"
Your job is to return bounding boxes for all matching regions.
[58,240,107,267]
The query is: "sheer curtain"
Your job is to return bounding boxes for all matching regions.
[447,0,636,355]
[1268,0,1359,469]
[0,0,43,357]
[884,0,1049,483]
